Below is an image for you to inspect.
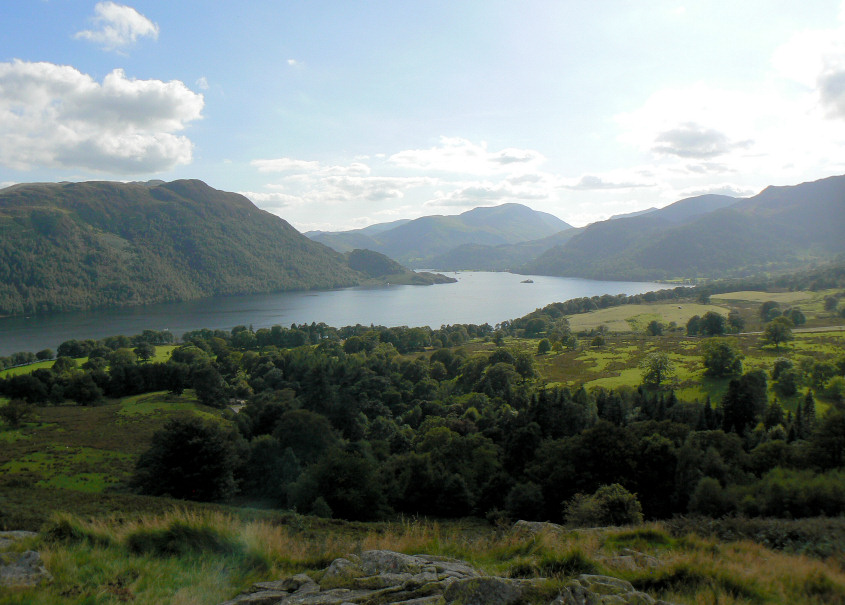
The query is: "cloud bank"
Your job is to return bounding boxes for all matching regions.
[0,60,203,173]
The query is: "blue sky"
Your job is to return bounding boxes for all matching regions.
[3,1,845,231]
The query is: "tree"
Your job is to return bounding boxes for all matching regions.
[640,352,675,388]
[700,311,727,336]
[132,415,240,501]
[760,300,781,320]
[645,320,663,336]
[786,308,806,326]
[35,349,54,361]
[701,339,743,377]
[537,338,551,355]
[761,316,793,350]
[686,315,702,336]
[134,342,156,362]
[289,447,389,521]
[0,399,33,428]
[727,310,745,333]
[513,352,536,382]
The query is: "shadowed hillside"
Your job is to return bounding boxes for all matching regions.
[522,175,845,280]
[0,179,361,316]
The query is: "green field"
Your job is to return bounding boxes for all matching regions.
[567,302,728,333]
[0,345,177,379]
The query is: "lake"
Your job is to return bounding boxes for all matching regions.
[0,272,666,355]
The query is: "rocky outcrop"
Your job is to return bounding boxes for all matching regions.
[0,531,52,588]
[219,550,674,605]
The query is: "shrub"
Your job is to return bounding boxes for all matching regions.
[126,521,241,557]
[563,483,643,527]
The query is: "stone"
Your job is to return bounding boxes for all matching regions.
[0,530,38,551]
[511,520,566,537]
[576,575,635,595]
[442,577,544,605]
[0,550,53,588]
[359,550,424,575]
[218,549,677,605]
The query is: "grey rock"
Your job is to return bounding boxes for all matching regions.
[219,589,290,605]
[577,575,635,595]
[442,577,543,605]
[359,550,424,575]
[0,530,38,551]
[0,550,53,588]
[218,550,675,605]
[511,520,565,537]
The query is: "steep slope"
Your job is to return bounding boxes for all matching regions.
[307,203,572,267]
[521,175,845,280]
[427,227,583,271]
[344,248,457,285]
[0,180,361,316]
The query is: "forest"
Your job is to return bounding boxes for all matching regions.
[2,271,844,528]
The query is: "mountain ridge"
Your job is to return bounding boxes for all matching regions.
[0,179,451,317]
[307,202,572,267]
[521,174,845,280]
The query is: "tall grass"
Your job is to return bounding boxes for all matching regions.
[3,511,845,605]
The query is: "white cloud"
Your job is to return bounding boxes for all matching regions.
[196,77,209,90]
[250,156,434,208]
[561,174,656,190]
[673,183,757,198]
[424,174,557,209]
[75,2,159,51]
[0,60,203,173]
[251,157,370,176]
[652,122,752,159]
[240,191,301,208]
[388,137,545,175]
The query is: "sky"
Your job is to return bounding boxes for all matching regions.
[3,1,845,232]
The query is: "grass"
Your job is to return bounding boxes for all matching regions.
[531,326,844,410]
[0,392,227,530]
[3,512,844,605]
[0,345,176,379]
[567,302,727,333]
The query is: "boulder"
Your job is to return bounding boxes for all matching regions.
[0,550,53,588]
[219,550,675,605]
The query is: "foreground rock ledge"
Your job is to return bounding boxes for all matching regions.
[0,531,53,588]
[219,549,675,605]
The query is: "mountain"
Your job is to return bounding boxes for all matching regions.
[308,203,572,267]
[426,227,583,271]
[344,248,456,285]
[522,175,845,280]
[0,179,365,316]
[609,207,657,220]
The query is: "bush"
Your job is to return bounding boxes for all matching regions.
[126,521,241,557]
[563,483,643,527]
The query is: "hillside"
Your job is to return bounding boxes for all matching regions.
[309,202,572,267]
[426,227,583,271]
[522,175,845,280]
[0,179,362,316]
[345,248,456,285]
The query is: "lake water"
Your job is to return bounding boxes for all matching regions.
[0,272,665,355]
